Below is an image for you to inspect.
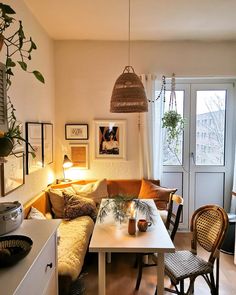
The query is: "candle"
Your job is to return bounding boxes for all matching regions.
[130,201,136,219]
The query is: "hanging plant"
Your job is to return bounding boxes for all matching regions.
[162,110,185,144]
[162,74,185,164]
[0,98,35,158]
[0,3,44,161]
[0,3,45,87]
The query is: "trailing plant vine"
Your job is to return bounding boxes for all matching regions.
[0,3,44,88]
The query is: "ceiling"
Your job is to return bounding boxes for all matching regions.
[23,0,236,41]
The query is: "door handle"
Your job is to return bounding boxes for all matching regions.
[191,152,195,164]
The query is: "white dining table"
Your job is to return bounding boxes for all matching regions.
[89,199,175,295]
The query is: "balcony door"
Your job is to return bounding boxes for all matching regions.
[160,79,235,229]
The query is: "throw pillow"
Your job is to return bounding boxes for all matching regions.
[63,192,98,220]
[48,186,76,218]
[71,179,108,204]
[27,206,46,219]
[138,179,177,210]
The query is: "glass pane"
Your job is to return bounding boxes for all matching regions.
[196,90,226,165]
[163,90,184,165]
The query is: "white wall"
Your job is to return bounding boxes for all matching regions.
[54,40,236,180]
[0,1,55,204]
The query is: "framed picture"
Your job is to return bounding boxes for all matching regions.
[25,122,43,174]
[42,123,53,166]
[65,124,88,140]
[94,120,126,159]
[70,143,89,169]
[1,152,25,196]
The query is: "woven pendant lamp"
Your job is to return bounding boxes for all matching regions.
[110,1,148,113]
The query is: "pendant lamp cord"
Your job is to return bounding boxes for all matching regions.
[128,0,131,68]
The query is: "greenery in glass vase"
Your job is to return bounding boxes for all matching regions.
[97,195,155,224]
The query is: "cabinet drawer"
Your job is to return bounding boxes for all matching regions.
[15,234,57,295]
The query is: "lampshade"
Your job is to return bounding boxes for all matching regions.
[110,0,148,113]
[62,155,73,169]
[110,66,148,113]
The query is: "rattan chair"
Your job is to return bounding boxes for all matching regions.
[135,194,184,291]
[153,204,228,295]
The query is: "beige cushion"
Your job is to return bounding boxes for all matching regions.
[71,179,108,204]
[27,206,46,219]
[48,187,75,218]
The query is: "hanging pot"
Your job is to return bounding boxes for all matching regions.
[0,137,14,157]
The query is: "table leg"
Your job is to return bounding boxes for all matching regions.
[99,252,106,295]
[157,253,164,295]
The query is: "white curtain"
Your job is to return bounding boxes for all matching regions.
[139,74,164,181]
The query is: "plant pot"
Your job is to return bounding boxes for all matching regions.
[0,137,14,157]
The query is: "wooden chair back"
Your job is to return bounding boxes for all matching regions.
[165,194,184,241]
[190,204,228,264]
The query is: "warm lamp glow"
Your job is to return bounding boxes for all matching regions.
[62,155,73,169]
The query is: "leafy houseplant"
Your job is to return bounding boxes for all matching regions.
[0,3,44,159]
[162,110,185,145]
[0,3,44,87]
[0,98,35,158]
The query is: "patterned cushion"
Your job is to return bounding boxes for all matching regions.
[138,179,177,210]
[63,192,98,220]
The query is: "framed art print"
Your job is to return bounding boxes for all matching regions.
[65,124,88,140]
[42,123,53,166]
[94,120,126,159]
[70,143,89,169]
[25,122,43,174]
[1,152,25,196]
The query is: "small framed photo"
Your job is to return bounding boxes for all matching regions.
[94,120,126,160]
[42,123,53,166]
[1,152,25,196]
[65,124,88,140]
[70,143,89,169]
[26,122,43,174]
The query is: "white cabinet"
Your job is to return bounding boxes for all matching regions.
[0,219,61,295]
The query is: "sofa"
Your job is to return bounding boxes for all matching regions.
[24,178,176,294]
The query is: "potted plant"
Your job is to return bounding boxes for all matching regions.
[0,3,44,159]
[0,98,35,158]
[162,110,185,145]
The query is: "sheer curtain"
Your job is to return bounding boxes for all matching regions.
[139,74,164,181]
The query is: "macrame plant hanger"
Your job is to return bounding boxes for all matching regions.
[169,73,177,111]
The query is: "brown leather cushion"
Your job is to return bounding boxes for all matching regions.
[138,179,177,210]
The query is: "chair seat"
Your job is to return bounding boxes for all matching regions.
[165,250,213,285]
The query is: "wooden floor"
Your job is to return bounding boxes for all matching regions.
[82,233,236,295]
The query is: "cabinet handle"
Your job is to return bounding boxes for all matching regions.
[46,262,53,269]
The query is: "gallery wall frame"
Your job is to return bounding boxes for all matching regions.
[25,122,43,174]
[42,123,53,166]
[70,143,89,169]
[1,152,25,196]
[94,120,126,160]
[65,124,89,140]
